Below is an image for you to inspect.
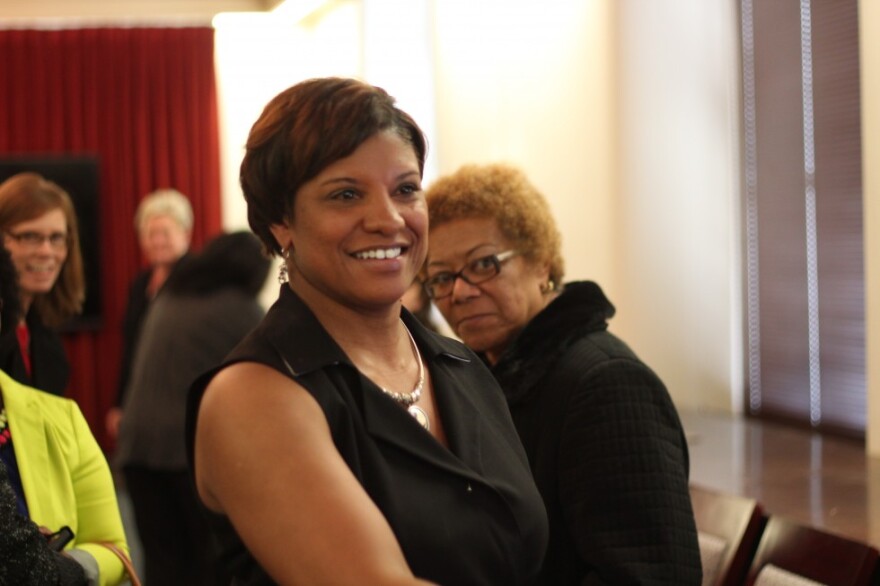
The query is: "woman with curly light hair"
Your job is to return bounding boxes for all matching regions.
[424,163,702,585]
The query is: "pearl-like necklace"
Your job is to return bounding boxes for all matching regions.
[379,321,430,430]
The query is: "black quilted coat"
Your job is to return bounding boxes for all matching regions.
[491,281,703,585]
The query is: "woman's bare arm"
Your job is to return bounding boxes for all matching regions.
[194,362,436,586]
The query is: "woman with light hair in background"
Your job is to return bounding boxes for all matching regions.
[106,188,192,441]
[0,172,85,396]
[424,163,702,585]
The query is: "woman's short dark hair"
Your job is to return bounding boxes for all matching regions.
[240,77,428,256]
[0,172,85,327]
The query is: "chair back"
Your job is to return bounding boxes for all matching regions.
[744,516,879,586]
[690,485,767,586]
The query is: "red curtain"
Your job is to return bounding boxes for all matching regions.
[0,27,223,449]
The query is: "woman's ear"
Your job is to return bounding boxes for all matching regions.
[535,261,553,293]
[269,223,292,252]
[533,260,551,282]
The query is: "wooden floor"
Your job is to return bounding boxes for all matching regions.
[681,409,880,549]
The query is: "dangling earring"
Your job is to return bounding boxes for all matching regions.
[540,279,556,294]
[278,247,290,284]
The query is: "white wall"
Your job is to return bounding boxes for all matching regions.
[430,0,617,294]
[614,0,743,413]
[361,0,438,183]
[428,0,741,413]
[860,0,880,457]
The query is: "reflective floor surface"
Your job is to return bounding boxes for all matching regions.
[682,409,880,548]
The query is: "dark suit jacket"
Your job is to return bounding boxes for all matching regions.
[116,254,191,407]
[0,310,68,396]
[115,268,152,407]
[186,285,549,586]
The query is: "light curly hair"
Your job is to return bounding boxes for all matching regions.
[425,163,564,286]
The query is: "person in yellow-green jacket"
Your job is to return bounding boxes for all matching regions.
[0,245,131,586]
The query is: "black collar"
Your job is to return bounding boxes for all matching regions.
[263,284,471,378]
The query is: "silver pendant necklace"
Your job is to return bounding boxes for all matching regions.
[379,321,430,431]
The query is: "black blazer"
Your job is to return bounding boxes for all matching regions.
[186,285,549,586]
[0,310,68,396]
[116,255,190,406]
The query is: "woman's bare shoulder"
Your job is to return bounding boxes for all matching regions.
[193,361,330,504]
[197,360,327,442]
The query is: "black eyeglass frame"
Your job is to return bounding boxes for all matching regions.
[423,250,520,300]
[4,230,69,250]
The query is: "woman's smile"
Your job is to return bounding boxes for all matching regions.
[352,246,404,260]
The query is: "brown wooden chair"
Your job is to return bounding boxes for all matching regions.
[744,516,879,586]
[690,485,767,586]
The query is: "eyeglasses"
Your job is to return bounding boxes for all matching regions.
[5,230,68,250]
[423,250,519,300]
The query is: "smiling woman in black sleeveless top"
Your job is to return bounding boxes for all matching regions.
[185,77,548,586]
